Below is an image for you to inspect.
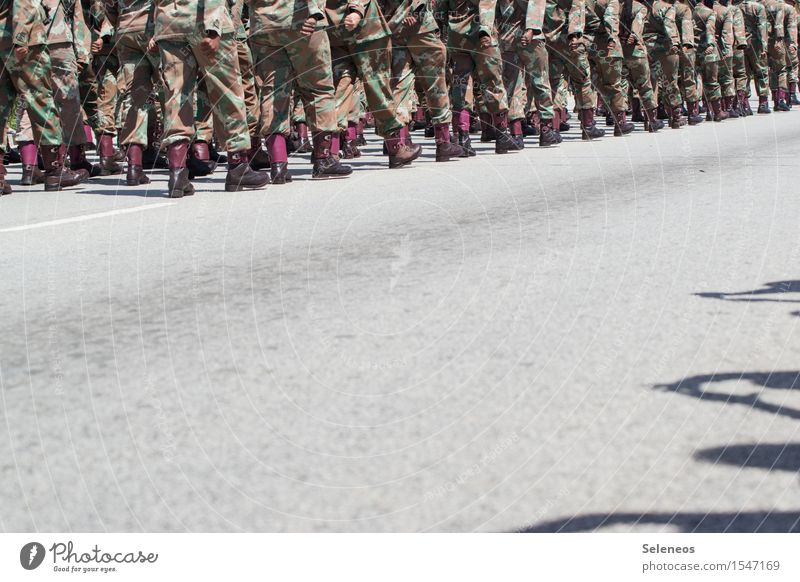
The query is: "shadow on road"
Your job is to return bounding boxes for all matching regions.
[654,371,800,421]
[517,511,800,532]
[695,280,800,303]
[513,371,800,533]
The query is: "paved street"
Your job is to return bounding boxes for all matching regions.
[1,111,799,532]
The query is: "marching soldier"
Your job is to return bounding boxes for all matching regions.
[152,0,270,196]
[446,0,518,152]
[325,0,423,167]
[734,0,770,112]
[497,0,563,146]
[692,0,725,120]
[620,0,664,130]
[248,0,353,182]
[644,0,685,128]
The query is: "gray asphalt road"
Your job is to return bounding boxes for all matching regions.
[2,112,800,532]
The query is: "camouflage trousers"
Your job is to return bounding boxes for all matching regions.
[448,32,509,114]
[391,31,452,126]
[0,45,62,147]
[678,48,699,103]
[717,55,735,98]
[292,97,306,124]
[695,53,721,101]
[195,39,259,142]
[158,34,250,152]
[47,43,88,146]
[648,47,681,108]
[501,40,555,120]
[622,48,657,111]
[786,43,798,84]
[331,37,404,136]
[117,31,161,146]
[79,51,119,136]
[733,49,747,91]
[768,39,787,90]
[744,45,769,96]
[588,39,626,112]
[250,29,338,136]
[547,40,595,110]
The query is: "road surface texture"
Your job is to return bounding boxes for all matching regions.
[1,111,799,533]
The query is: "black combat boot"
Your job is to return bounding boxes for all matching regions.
[225,151,271,191]
[41,145,84,191]
[686,101,703,125]
[312,133,353,179]
[710,99,728,122]
[188,141,214,179]
[613,111,634,136]
[166,141,195,198]
[126,144,150,186]
[757,95,771,114]
[434,124,464,161]
[644,107,664,132]
[97,134,123,175]
[69,144,102,178]
[580,109,605,140]
[0,158,12,195]
[249,137,271,170]
[631,98,645,122]
[538,117,562,146]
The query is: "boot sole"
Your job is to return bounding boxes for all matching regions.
[224,179,271,192]
[126,179,150,186]
[312,173,351,180]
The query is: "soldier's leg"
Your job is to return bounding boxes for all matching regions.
[347,37,404,137]
[701,59,725,120]
[332,46,357,135]
[625,54,661,131]
[90,52,122,174]
[0,58,16,193]
[656,50,682,126]
[117,33,157,184]
[406,32,452,127]
[11,45,83,190]
[768,40,788,109]
[518,42,559,145]
[237,40,259,138]
[347,37,423,165]
[191,34,269,191]
[391,44,416,127]
[679,49,698,106]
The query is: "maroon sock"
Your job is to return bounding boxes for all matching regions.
[434,123,450,143]
[510,119,523,136]
[346,124,357,141]
[127,144,143,165]
[330,134,340,157]
[19,142,37,166]
[266,134,288,163]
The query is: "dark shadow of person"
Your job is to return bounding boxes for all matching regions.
[695,280,800,303]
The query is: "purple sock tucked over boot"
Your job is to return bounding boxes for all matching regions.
[266,134,288,163]
[346,125,358,141]
[510,119,522,136]
[20,142,37,166]
[434,123,450,143]
[330,133,341,157]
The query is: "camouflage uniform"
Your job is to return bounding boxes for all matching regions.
[325,0,423,165]
[585,0,632,134]
[248,0,352,180]
[153,0,270,195]
[729,0,750,107]
[380,0,464,159]
[545,0,607,137]
[712,0,735,103]
[782,0,798,100]
[693,1,722,110]
[675,0,698,106]
[0,0,84,190]
[112,0,162,183]
[496,0,560,143]
[446,0,518,152]
[644,0,683,126]
[620,0,661,128]
[735,0,769,108]
[761,0,788,107]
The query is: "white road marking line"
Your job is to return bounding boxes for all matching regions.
[0,202,177,233]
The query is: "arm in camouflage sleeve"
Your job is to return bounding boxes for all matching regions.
[102,0,116,27]
[602,0,620,39]
[478,0,497,36]
[773,1,784,39]
[73,0,92,62]
[704,11,716,46]
[758,3,768,47]
[663,4,679,46]
[525,0,546,32]
[203,0,226,35]
[568,0,585,37]
[679,7,693,45]
[12,0,38,45]
[721,8,733,53]
[732,5,746,48]
[631,2,644,38]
